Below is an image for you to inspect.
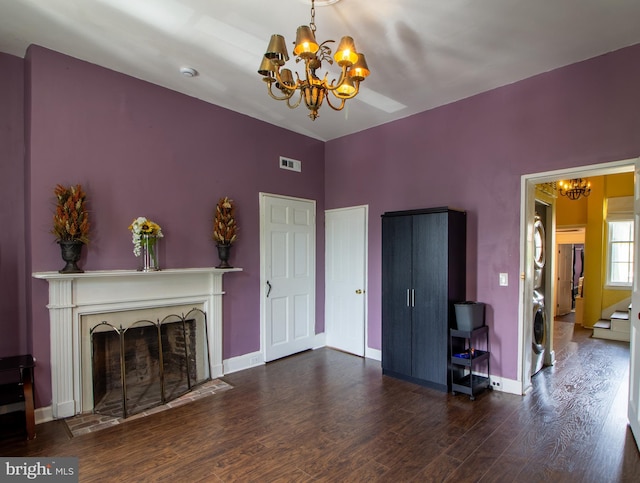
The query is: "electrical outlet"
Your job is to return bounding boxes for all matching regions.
[250,356,259,365]
[491,381,501,387]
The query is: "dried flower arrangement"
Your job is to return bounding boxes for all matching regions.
[51,184,90,244]
[213,197,237,246]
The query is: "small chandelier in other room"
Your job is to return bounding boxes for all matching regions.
[258,0,370,120]
[558,178,591,200]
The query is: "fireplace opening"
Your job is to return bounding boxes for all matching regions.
[90,308,210,418]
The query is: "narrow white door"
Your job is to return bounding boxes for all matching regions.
[260,194,316,362]
[556,244,573,316]
[325,206,367,356]
[628,160,640,451]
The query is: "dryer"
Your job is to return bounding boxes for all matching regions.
[531,290,545,375]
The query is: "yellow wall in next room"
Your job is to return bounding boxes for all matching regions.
[578,172,633,326]
[556,190,588,227]
[583,177,605,327]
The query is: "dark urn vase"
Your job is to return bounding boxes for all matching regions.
[58,240,84,274]
[216,244,232,269]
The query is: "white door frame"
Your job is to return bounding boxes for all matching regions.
[519,158,637,394]
[259,192,317,362]
[534,196,556,368]
[629,161,640,449]
[555,229,586,318]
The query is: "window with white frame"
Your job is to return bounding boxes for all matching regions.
[606,196,634,287]
[607,219,634,286]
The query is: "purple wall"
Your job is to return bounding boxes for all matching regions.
[325,43,640,380]
[0,53,28,356]
[5,41,640,408]
[24,46,325,407]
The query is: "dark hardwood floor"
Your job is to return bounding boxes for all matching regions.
[1,321,639,482]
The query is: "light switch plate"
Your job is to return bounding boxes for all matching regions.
[499,273,508,286]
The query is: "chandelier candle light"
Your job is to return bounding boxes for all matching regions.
[258,0,370,120]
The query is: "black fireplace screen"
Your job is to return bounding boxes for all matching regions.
[90,308,210,418]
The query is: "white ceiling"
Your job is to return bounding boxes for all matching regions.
[2,0,640,141]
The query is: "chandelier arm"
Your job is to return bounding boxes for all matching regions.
[266,82,297,101]
[273,65,298,93]
[286,90,304,109]
[325,95,346,112]
[324,65,350,92]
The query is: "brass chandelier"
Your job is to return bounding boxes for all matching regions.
[258,0,370,120]
[558,178,592,200]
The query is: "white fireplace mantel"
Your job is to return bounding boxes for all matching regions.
[33,267,241,419]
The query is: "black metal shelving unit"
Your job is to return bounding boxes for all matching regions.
[450,325,491,400]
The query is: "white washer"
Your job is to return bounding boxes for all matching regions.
[531,290,545,375]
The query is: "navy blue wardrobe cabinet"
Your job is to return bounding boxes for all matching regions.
[381,207,467,391]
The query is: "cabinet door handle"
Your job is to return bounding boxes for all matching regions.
[407,289,416,307]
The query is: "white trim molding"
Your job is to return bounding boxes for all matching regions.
[365,347,381,362]
[224,351,265,374]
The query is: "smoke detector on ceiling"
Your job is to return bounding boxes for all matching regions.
[180,67,198,77]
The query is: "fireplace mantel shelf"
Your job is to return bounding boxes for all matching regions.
[33,267,242,280]
[33,266,241,419]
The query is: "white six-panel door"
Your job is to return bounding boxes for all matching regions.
[260,193,316,362]
[325,206,367,356]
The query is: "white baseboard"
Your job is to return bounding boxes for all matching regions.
[315,336,381,362]
[222,334,380,375]
[224,333,328,375]
[223,350,264,374]
[312,332,326,349]
[0,403,54,424]
[360,348,521,394]
[36,406,53,424]
[488,375,522,395]
[365,347,381,361]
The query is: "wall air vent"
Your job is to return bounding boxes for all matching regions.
[279,156,302,172]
